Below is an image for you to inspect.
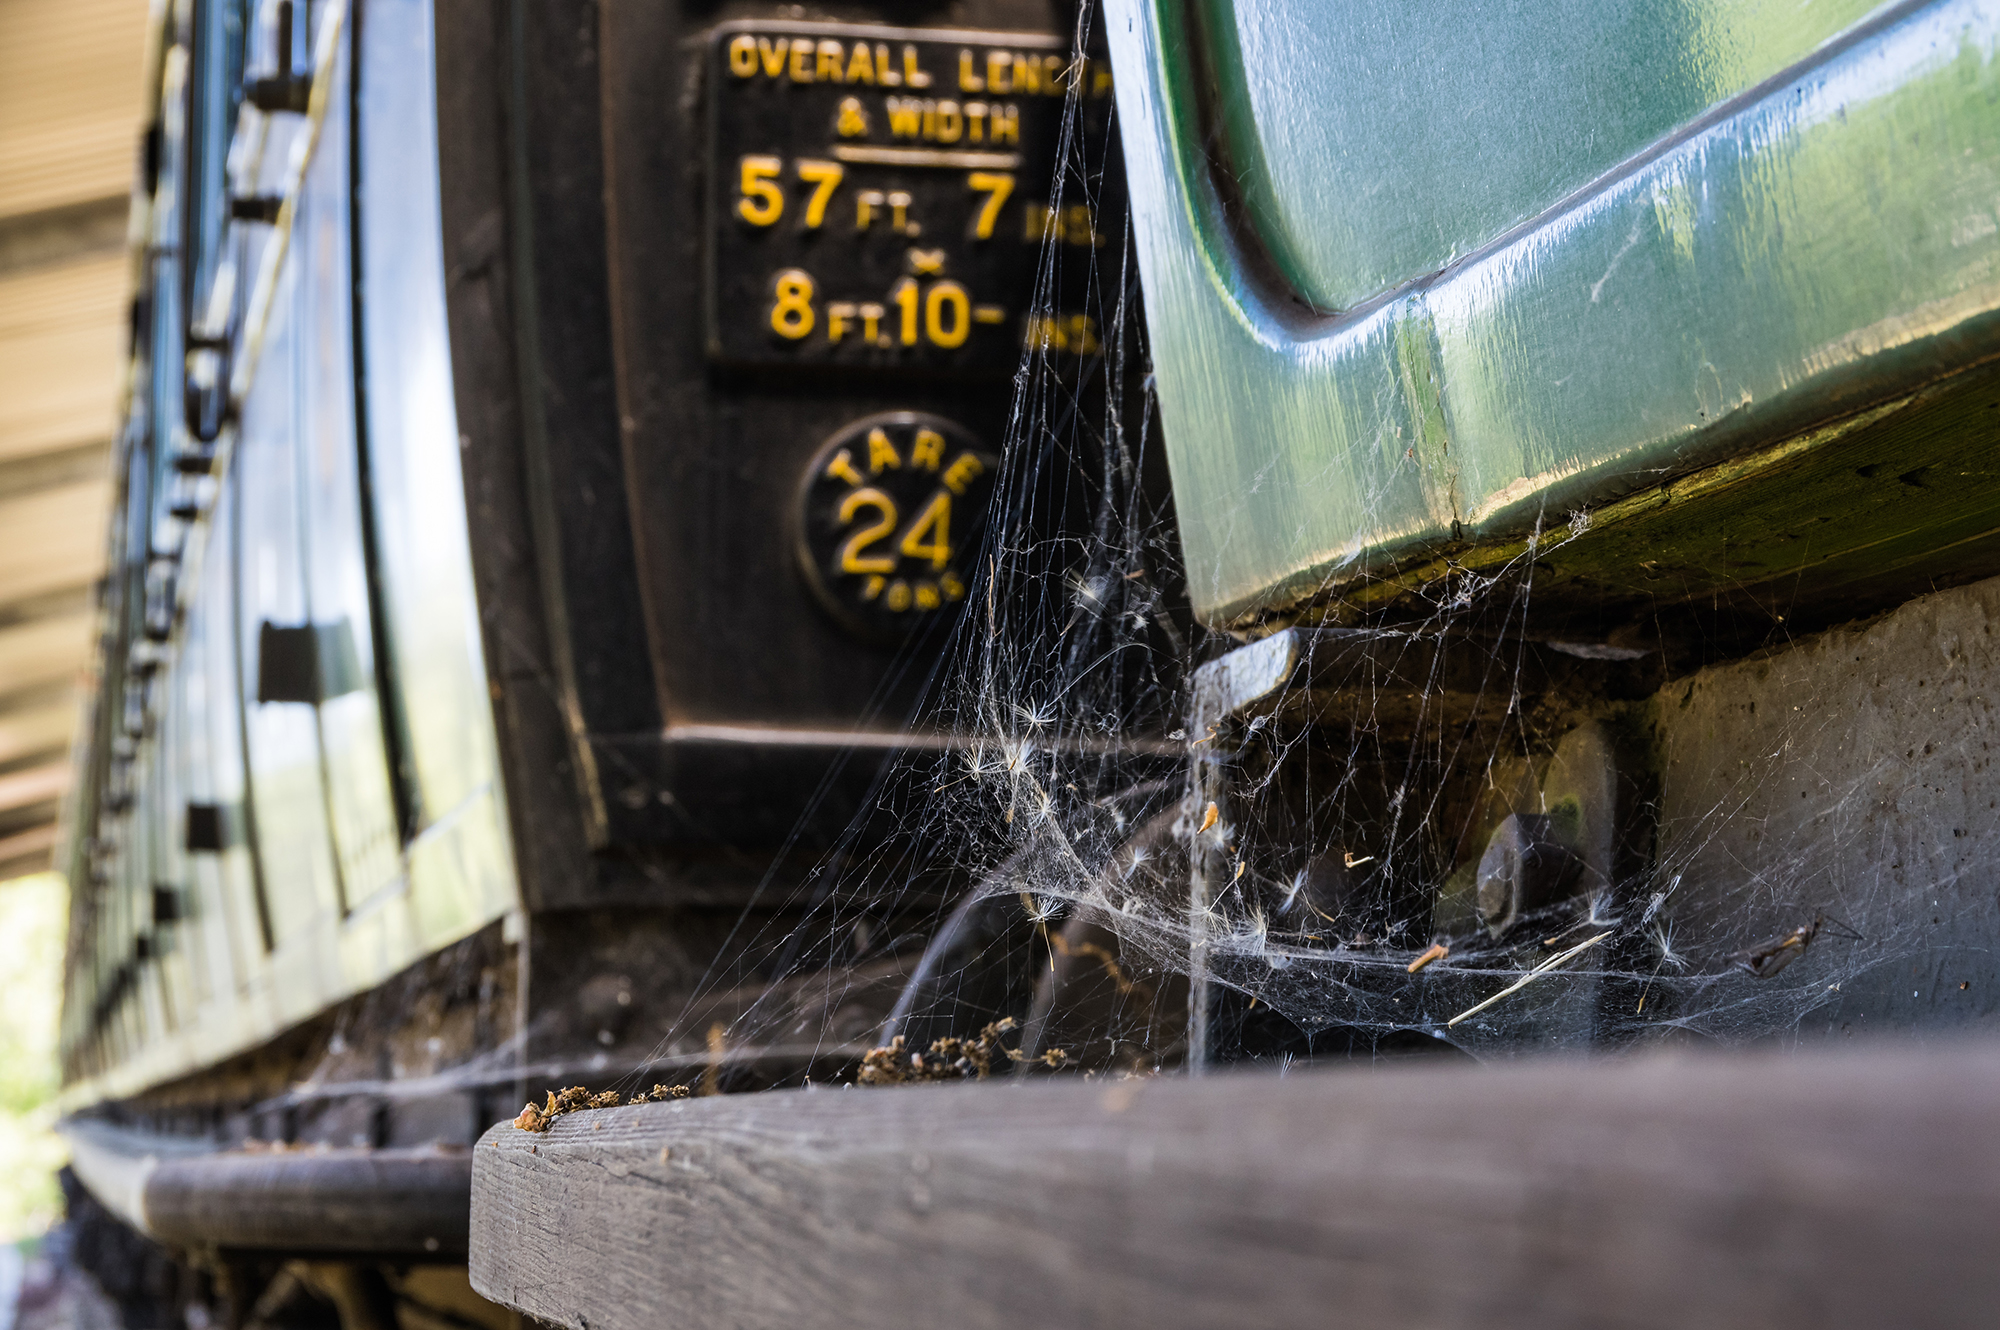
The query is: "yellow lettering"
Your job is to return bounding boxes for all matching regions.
[887,96,922,139]
[737,155,783,226]
[827,302,856,344]
[728,34,757,78]
[855,190,883,230]
[789,38,814,82]
[989,104,1019,145]
[941,570,966,601]
[836,97,869,138]
[862,574,886,600]
[958,50,985,92]
[825,448,864,487]
[965,101,987,142]
[875,44,901,86]
[757,37,787,78]
[770,268,815,339]
[796,159,843,228]
[1011,53,1038,95]
[1092,61,1114,96]
[838,490,899,574]
[898,491,952,570]
[1045,55,1067,93]
[910,428,945,471]
[859,302,886,345]
[888,190,913,235]
[1025,202,1055,241]
[973,304,1005,324]
[845,42,875,85]
[902,45,931,88]
[914,582,942,611]
[987,51,1012,94]
[867,427,902,473]
[942,452,986,495]
[967,171,1014,240]
[816,40,844,83]
[925,281,970,349]
[886,580,913,612]
[934,100,962,144]
[891,277,920,346]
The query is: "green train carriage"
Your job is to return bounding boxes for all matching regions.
[52,0,2000,1323]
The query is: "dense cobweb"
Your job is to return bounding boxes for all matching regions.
[633,0,1960,1088]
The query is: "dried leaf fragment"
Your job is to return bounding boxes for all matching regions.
[858,1018,1068,1086]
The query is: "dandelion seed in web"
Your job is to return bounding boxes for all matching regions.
[1067,569,1112,616]
[1014,700,1056,730]
[1640,875,1681,926]
[1021,893,1061,925]
[1650,921,1689,972]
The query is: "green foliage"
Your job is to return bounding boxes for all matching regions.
[0,872,68,1242]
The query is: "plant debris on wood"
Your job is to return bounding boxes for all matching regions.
[857,1017,1070,1086]
[513,1082,691,1132]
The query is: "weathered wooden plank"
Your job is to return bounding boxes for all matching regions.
[470,1041,2000,1328]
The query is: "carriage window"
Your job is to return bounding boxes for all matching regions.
[354,0,501,835]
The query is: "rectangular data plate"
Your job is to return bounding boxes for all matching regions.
[706,21,1109,372]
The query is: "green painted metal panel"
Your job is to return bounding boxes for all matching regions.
[1204,0,1886,311]
[1108,0,2000,623]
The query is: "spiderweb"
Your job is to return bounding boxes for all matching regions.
[609,0,1989,1093]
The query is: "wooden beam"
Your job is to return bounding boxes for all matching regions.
[0,702,71,770]
[0,609,93,692]
[0,822,58,877]
[0,480,112,602]
[0,438,111,497]
[472,1041,2000,1329]
[0,0,150,218]
[0,197,128,277]
[0,583,93,632]
[0,254,127,464]
[0,761,68,814]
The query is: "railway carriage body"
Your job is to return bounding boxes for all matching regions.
[51,0,2000,1320]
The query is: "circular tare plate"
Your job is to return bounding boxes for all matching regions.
[797,411,997,642]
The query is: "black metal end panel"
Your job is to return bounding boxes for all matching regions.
[595,2,1098,853]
